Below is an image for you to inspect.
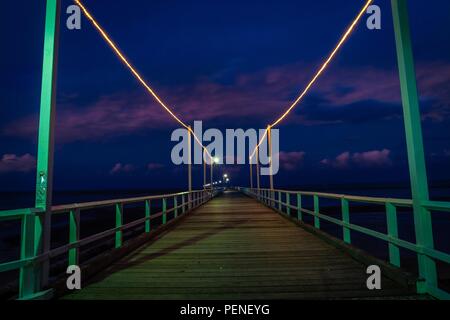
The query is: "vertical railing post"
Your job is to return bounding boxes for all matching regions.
[194,193,196,208]
[115,203,123,248]
[341,198,351,244]
[145,200,151,233]
[174,196,178,218]
[391,0,436,292]
[182,194,186,214]
[162,198,167,224]
[286,193,291,217]
[278,191,282,211]
[386,203,401,267]
[313,195,320,229]
[33,0,61,291]
[68,208,80,265]
[19,211,37,298]
[297,194,302,221]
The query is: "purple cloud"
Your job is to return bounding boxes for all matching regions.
[3,62,449,143]
[3,94,174,143]
[279,151,306,171]
[352,149,392,167]
[110,162,134,175]
[147,163,165,171]
[0,153,36,174]
[321,149,392,169]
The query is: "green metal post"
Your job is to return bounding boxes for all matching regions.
[278,191,282,211]
[145,200,151,233]
[391,0,437,292]
[174,196,178,218]
[32,0,60,291]
[182,194,186,214]
[286,193,291,217]
[313,195,320,229]
[386,203,401,267]
[162,198,167,224]
[19,212,37,298]
[341,199,351,244]
[297,194,302,221]
[115,204,123,248]
[68,208,80,265]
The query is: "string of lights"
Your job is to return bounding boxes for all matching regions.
[250,0,373,160]
[74,0,212,159]
[75,0,372,164]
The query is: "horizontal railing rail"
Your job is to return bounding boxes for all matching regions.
[237,187,450,300]
[0,188,222,299]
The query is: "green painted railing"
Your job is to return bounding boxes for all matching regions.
[0,189,219,299]
[239,187,450,300]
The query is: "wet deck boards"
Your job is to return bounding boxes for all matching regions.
[64,191,418,300]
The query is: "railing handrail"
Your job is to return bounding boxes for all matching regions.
[252,187,413,207]
[51,189,207,213]
[0,189,209,218]
[249,187,450,212]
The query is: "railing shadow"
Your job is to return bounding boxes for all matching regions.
[83,217,247,286]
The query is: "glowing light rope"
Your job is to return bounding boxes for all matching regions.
[250,0,373,160]
[74,0,211,158]
[75,0,372,162]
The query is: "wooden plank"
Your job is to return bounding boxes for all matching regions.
[63,191,421,300]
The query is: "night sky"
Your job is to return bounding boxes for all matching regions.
[0,0,449,192]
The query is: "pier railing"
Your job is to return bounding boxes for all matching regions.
[239,187,450,300]
[0,189,219,299]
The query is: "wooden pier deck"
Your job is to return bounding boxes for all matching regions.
[63,191,418,300]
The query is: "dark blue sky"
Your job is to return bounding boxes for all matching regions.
[0,0,449,192]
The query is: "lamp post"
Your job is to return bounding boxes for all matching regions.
[188,126,192,209]
[249,158,253,189]
[210,156,219,190]
[203,149,207,189]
